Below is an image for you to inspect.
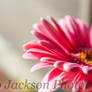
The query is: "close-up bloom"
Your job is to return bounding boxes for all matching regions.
[23,15,92,92]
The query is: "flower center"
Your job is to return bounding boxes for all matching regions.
[80,50,92,65]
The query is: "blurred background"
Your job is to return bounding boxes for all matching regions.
[0,0,92,92]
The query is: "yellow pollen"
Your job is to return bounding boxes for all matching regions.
[81,52,87,60]
[80,51,92,64]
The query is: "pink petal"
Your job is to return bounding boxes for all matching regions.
[47,68,62,82]
[33,23,48,34]
[23,52,38,60]
[23,40,48,51]
[59,71,78,90]
[83,74,92,91]
[72,72,85,92]
[77,20,90,48]
[31,62,53,72]
[48,16,75,52]
[38,77,60,92]
[40,57,57,63]
[63,62,81,72]
[32,30,69,54]
[59,16,90,50]
[26,48,60,60]
[34,22,71,53]
[32,29,71,56]
[38,69,62,92]
[65,16,83,47]
[32,30,51,41]
[40,40,70,61]
[58,18,78,50]
[41,18,61,42]
[42,68,62,82]
[54,60,65,70]
[82,66,92,74]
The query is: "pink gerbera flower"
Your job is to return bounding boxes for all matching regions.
[23,15,92,92]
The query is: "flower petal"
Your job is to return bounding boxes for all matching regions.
[23,52,38,60]
[38,69,62,92]
[72,72,85,92]
[26,48,60,60]
[40,57,57,63]
[47,68,62,82]
[30,62,53,72]
[83,74,92,91]
[23,40,48,51]
[77,20,90,48]
[48,16,76,52]
[63,62,81,72]
[40,40,70,60]
[59,71,78,90]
